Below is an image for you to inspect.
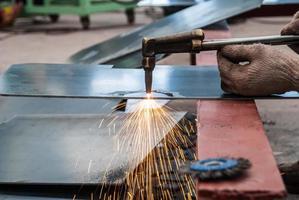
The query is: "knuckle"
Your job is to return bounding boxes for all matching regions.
[294,11,299,19]
[282,21,299,35]
[231,72,247,93]
[222,45,233,52]
[221,81,233,93]
[218,61,233,74]
[236,70,260,96]
[222,45,238,55]
[283,26,293,34]
[251,44,266,56]
[253,43,265,50]
[219,63,229,72]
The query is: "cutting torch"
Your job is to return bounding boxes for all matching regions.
[142,29,299,94]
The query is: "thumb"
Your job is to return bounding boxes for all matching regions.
[281,11,299,35]
[292,11,299,21]
[217,50,239,74]
[219,45,256,63]
[281,20,299,35]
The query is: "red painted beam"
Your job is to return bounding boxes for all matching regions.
[195,28,286,199]
[196,100,287,199]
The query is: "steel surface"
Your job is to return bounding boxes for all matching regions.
[69,0,262,67]
[0,63,298,99]
[0,96,119,123]
[0,112,185,184]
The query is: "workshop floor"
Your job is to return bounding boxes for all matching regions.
[0,8,298,199]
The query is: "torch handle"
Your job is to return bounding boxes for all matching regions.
[201,35,299,51]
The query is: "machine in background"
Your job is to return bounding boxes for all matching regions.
[20,0,138,29]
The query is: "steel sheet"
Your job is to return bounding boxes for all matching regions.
[0,96,119,123]
[69,0,263,67]
[0,63,298,99]
[0,112,185,184]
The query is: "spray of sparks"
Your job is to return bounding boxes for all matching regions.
[75,94,197,199]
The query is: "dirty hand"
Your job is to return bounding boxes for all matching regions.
[281,11,299,54]
[217,44,299,96]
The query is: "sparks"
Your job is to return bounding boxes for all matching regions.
[95,99,197,199]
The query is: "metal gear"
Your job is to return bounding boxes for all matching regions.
[182,157,251,181]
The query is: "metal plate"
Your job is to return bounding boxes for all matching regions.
[69,0,262,67]
[0,63,298,99]
[0,96,119,123]
[0,112,185,184]
[0,194,69,200]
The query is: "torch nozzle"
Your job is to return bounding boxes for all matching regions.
[141,29,205,95]
[142,56,155,95]
[145,69,153,95]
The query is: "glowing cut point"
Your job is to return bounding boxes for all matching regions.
[124,92,170,113]
[146,93,152,99]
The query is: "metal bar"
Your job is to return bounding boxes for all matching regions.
[201,35,299,51]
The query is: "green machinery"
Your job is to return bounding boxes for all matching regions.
[22,0,138,29]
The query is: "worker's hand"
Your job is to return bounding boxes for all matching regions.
[281,11,299,54]
[217,44,299,96]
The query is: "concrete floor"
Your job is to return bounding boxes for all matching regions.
[0,9,299,199]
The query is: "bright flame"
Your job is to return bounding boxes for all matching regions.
[146,92,152,99]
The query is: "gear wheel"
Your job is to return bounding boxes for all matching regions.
[182,157,251,181]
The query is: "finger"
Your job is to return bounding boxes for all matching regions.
[293,11,299,21]
[221,81,231,93]
[218,65,238,84]
[221,81,236,94]
[288,44,299,54]
[219,45,255,63]
[217,51,233,74]
[217,50,242,74]
[281,11,299,35]
[281,20,299,35]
